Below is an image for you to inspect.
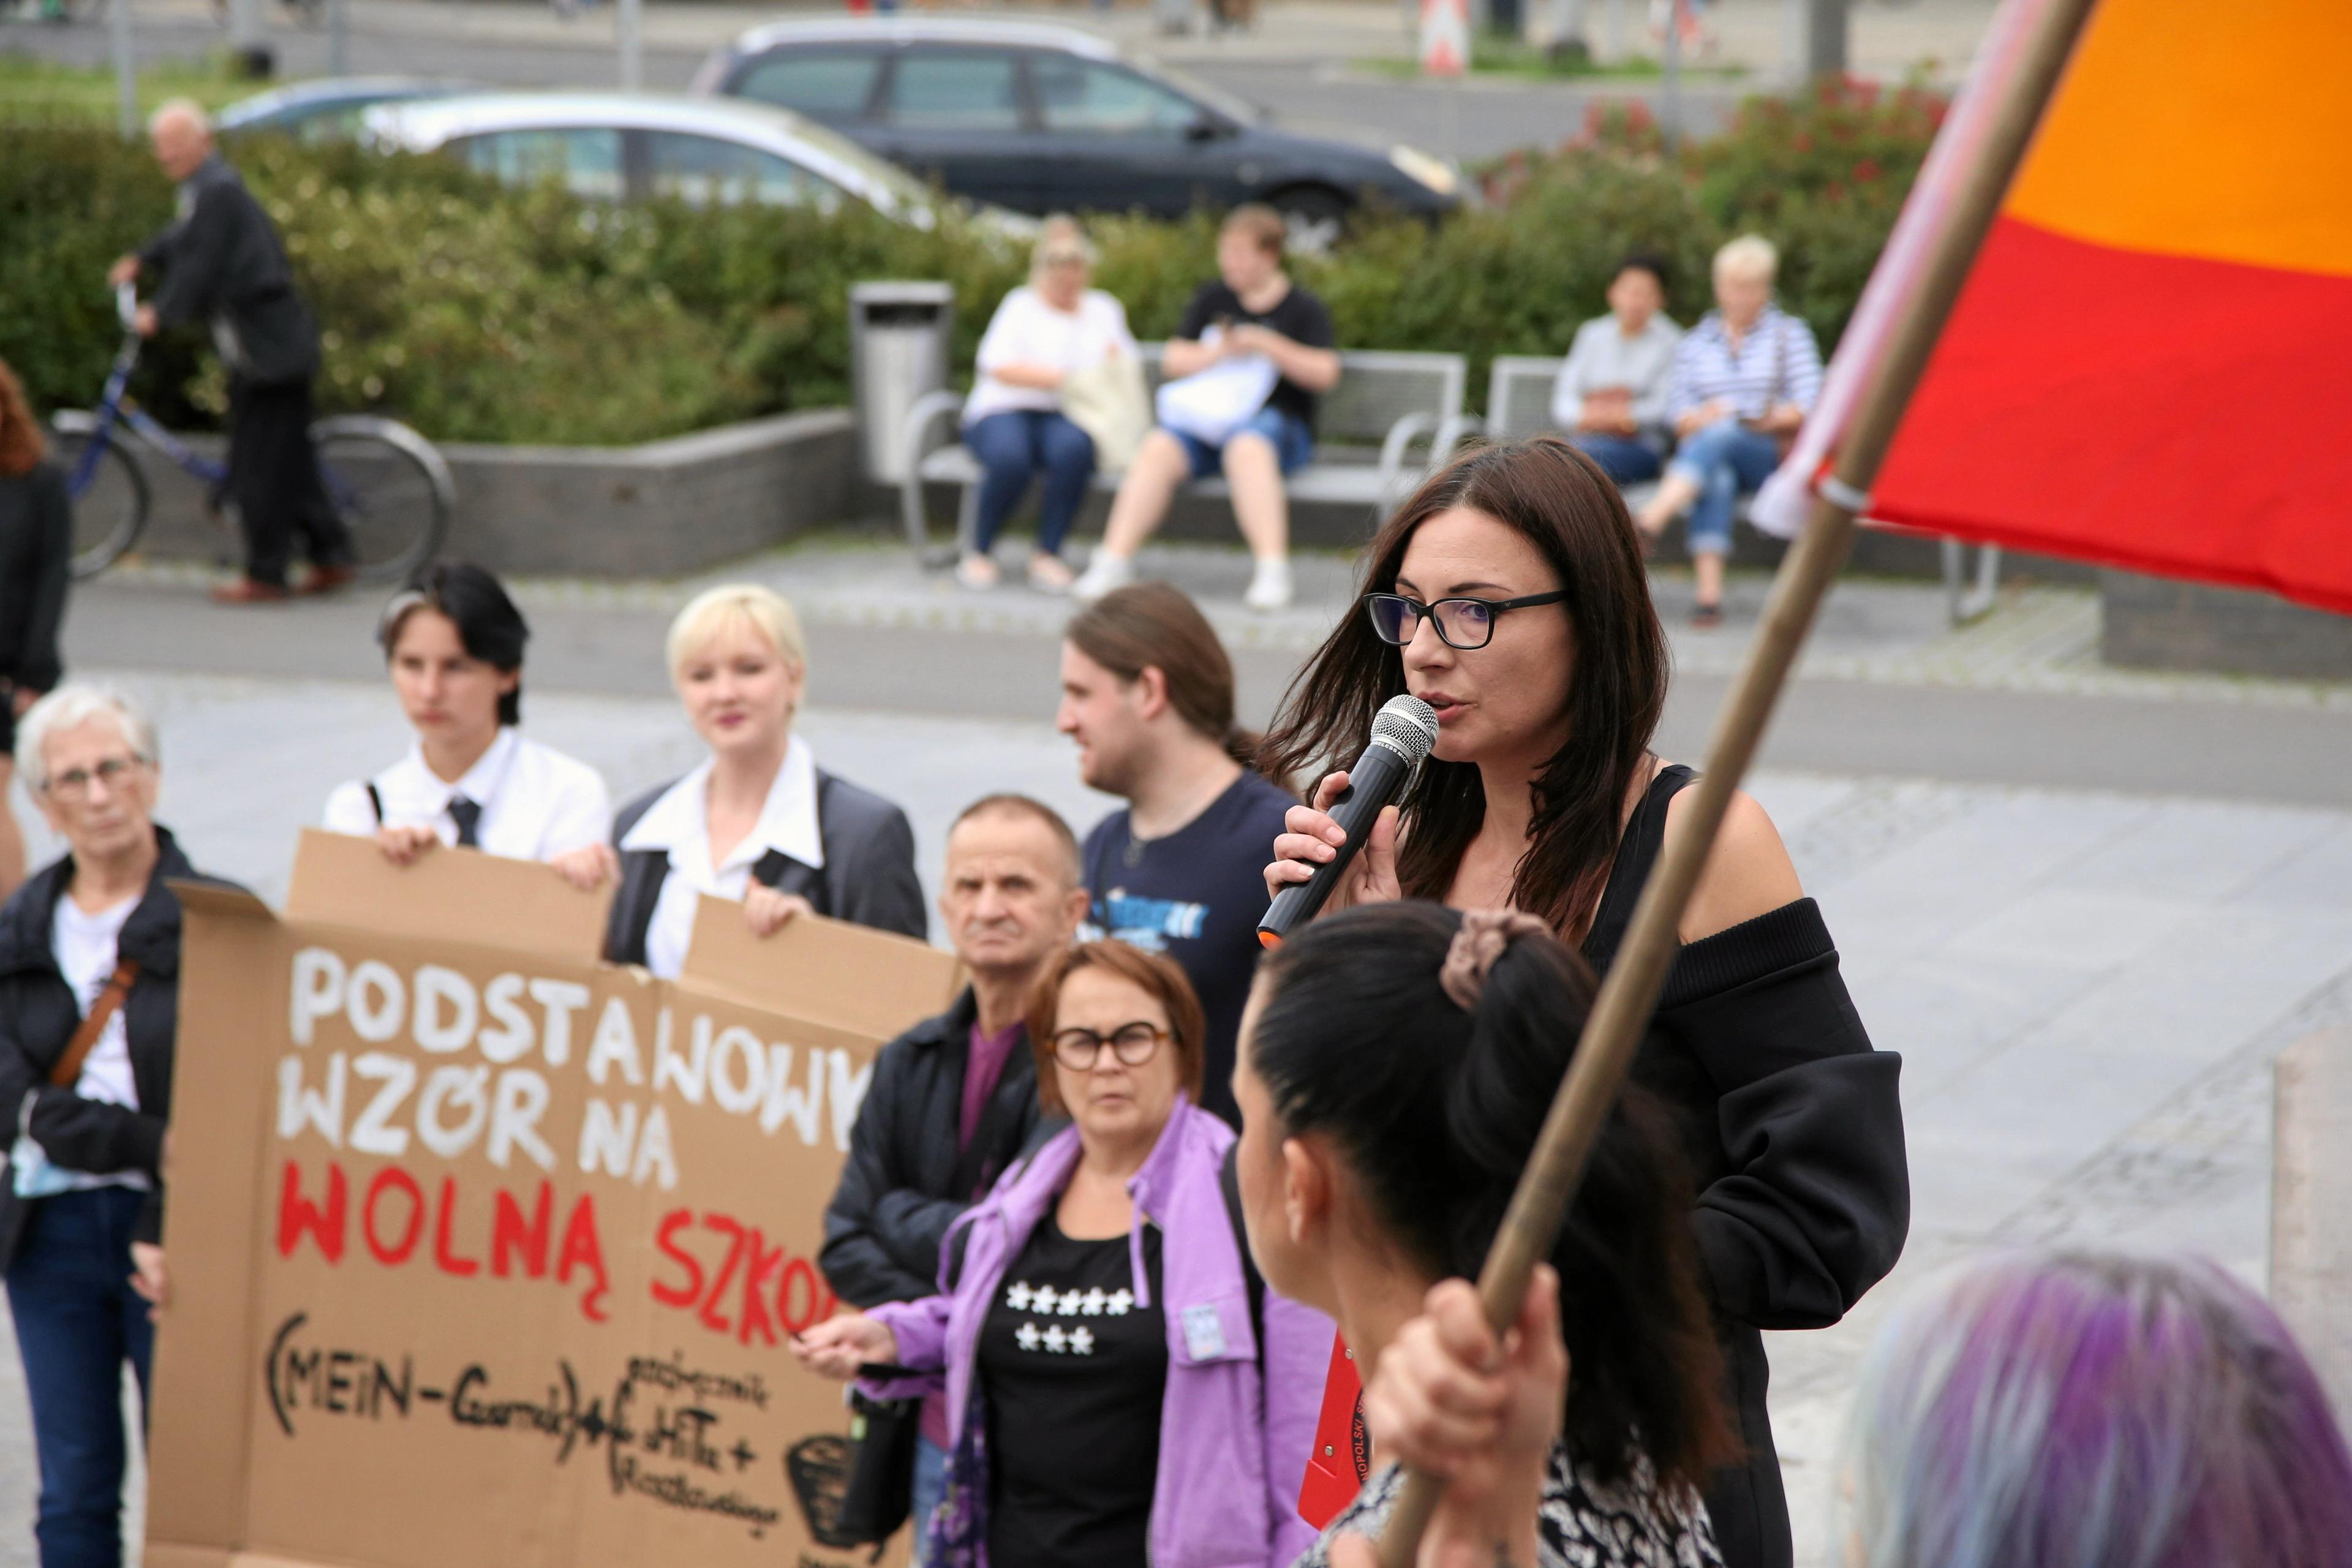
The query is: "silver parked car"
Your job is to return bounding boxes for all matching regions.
[361,91,1000,227]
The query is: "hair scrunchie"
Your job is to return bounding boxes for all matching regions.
[1438,908,1553,1011]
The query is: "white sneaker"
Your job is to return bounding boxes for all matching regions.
[1072,551,1136,603]
[1243,558,1294,612]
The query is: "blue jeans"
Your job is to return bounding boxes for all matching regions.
[1567,431,1664,487]
[1668,420,1782,556]
[1169,404,1314,480]
[964,410,1096,558]
[6,1187,154,1568]
[909,1431,949,1567]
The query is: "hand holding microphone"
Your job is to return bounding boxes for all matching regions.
[1260,695,1439,946]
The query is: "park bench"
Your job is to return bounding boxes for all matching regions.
[899,345,1471,564]
[1479,353,2002,625]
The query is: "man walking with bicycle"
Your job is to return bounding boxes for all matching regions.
[107,100,353,604]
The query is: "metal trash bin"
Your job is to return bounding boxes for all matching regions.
[848,281,956,486]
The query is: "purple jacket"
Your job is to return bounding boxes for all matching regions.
[866,1096,1333,1568]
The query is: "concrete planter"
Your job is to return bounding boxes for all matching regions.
[129,410,856,578]
[2101,571,2352,681]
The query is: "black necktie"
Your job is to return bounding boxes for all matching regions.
[447,794,483,848]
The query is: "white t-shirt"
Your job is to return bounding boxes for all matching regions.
[617,736,826,980]
[963,286,1140,426]
[47,892,152,1193]
[323,728,611,862]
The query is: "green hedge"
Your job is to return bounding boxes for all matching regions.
[0,75,1939,446]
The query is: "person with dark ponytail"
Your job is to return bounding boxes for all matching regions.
[1259,437,1907,1568]
[323,562,612,885]
[1234,900,1733,1566]
[1057,582,1292,1128]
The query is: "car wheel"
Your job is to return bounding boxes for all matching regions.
[1270,187,1349,257]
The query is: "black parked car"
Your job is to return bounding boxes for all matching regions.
[688,18,1463,247]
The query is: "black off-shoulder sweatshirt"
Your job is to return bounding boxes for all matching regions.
[1581,764,1910,1568]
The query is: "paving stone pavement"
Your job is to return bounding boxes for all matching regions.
[3,671,2348,1568]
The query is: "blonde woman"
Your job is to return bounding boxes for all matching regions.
[959,216,1138,595]
[1636,235,1822,628]
[603,585,925,974]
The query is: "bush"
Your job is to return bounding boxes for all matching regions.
[1,78,1942,445]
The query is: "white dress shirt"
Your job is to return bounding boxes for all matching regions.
[47,893,151,1194]
[323,727,611,861]
[618,734,825,980]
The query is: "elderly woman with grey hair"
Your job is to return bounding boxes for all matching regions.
[0,684,236,1568]
[956,216,1139,594]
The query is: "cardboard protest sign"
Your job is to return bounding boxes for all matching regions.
[150,829,959,1568]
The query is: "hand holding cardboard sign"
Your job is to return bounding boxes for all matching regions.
[129,1242,170,1320]
[791,1313,899,1381]
[548,842,619,891]
[374,824,443,867]
[744,886,815,938]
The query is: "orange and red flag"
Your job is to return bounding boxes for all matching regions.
[1761,0,2352,614]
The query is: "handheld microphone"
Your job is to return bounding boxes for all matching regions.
[1257,694,1439,948]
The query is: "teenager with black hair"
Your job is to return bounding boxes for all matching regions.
[1260,439,1907,1568]
[1232,900,1731,1566]
[323,562,611,884]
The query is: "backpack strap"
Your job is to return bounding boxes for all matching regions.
[1219,1142,1267,1357]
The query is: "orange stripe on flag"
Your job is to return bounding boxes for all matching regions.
[2005,0,2352,278]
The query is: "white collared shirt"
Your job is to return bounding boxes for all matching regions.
[323,728,612,862]
[619,735,825,979]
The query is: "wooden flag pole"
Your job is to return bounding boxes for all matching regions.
[1375,0,2099,1560]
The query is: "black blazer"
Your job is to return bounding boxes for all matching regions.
[603,766,927,966]
[819,986,1057,1308]
[137,155,319,386]
[0,459,71,698]
[0,829,240,1267]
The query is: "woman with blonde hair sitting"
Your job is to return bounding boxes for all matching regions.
[957,216,1139,594]
[603,584,925,974]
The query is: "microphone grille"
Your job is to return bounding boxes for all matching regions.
[1371,694,1441,766]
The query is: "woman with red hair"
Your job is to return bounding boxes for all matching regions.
[0,358,74,901]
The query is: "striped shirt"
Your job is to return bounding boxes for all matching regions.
[1665,304,1824,423]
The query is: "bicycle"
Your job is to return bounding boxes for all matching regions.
[50,284,454,582]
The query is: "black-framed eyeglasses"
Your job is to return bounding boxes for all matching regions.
[1363,590,1570,651]
[1050,1022,1168,1072]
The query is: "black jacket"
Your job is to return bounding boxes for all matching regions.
[819,987,1057,1306]
[603,767,928,965]
[1586,766,1909,1568]
[0,459,70,698]
[0,829,238,1268]
[137,154,318,386]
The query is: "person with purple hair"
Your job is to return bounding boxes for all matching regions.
[1840,1250,2352,1568]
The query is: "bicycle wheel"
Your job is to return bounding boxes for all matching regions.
[310,415,454,584]
[48,417,151,579]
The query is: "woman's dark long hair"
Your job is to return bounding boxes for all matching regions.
[1257,439,1667,941]
[379,561,530,726]
[1251,901,1735,1492]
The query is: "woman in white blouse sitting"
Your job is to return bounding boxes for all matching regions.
[603,584,925,978]
[323,562,611,884]
[957,216,1139,595]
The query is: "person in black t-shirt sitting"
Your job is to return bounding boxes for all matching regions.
[1057,584,1294,1129]
[1074,205,1339,613]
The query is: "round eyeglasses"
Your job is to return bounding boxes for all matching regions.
[1363,590,1571,651]
[1050,1022,1169,1072]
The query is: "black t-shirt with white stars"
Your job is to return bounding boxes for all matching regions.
[977,1213,1167,1568]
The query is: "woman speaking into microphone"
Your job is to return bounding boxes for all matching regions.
[1258,437,1907,1568]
